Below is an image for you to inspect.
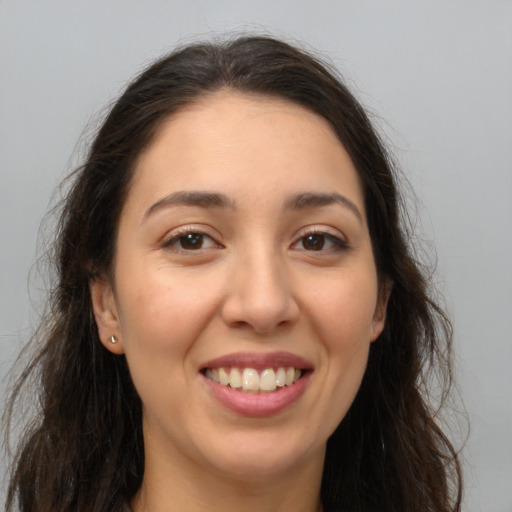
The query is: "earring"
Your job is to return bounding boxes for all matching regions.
[110,335,118,344]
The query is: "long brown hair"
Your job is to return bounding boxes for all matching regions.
[4,35,462,511]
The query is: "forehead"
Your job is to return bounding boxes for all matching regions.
[127,90,363,213]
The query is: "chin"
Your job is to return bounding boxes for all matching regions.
[202,430,324,482]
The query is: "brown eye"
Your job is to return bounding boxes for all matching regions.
[179,233,205,250]
[163,231,217,252]
[291,231,348,253]
[302,234,325,251]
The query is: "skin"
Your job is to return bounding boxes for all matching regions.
[91,90,388,512]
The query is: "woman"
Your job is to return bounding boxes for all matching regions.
[4,36,462,511]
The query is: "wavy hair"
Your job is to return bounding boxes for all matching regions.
[4,35,462,511]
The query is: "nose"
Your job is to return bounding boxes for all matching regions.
[220,247,299,335]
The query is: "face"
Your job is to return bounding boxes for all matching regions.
[91,90,387,483]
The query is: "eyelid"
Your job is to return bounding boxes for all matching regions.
[160,225,222,252]
[290,226,349,251]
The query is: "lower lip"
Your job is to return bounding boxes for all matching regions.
[203,372,311,417]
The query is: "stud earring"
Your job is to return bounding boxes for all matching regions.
[110,335,118,344]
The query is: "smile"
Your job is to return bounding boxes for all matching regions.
[204,366,302,393]
[200,352,313,416]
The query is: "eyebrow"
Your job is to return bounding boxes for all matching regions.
[284,192,363,223]
[143,190,363,223]
[144,191,236,220]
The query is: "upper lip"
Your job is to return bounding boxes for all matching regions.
[201,351,314,371]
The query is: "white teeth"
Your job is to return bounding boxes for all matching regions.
[242,368,259,391]
[205,366,304,392]
[285,367,295,386]
[229,368,242,389]
[275,367,286,387]
[260,368,277,391]
[218,367,230,385]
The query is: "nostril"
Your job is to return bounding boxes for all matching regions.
[229,320,253,330]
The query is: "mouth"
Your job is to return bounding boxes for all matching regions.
[199,352,313,416]
[202,366,305,393]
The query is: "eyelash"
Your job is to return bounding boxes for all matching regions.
[291,229,349,253]
[162,227,348,255]
[161,227,219,252]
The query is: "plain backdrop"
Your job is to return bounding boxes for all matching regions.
[1,1,511,510]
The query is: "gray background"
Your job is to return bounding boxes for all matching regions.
[1,1,511,510]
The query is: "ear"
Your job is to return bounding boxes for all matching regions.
[370,279,392,342]
[89,276,125,354]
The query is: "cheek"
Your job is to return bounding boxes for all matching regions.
[117,266,219,347]
[301,268,378,423]
[304,269,379,346]
[112,268,223,410]
[114,268,222,412]
[319,288,373,385]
